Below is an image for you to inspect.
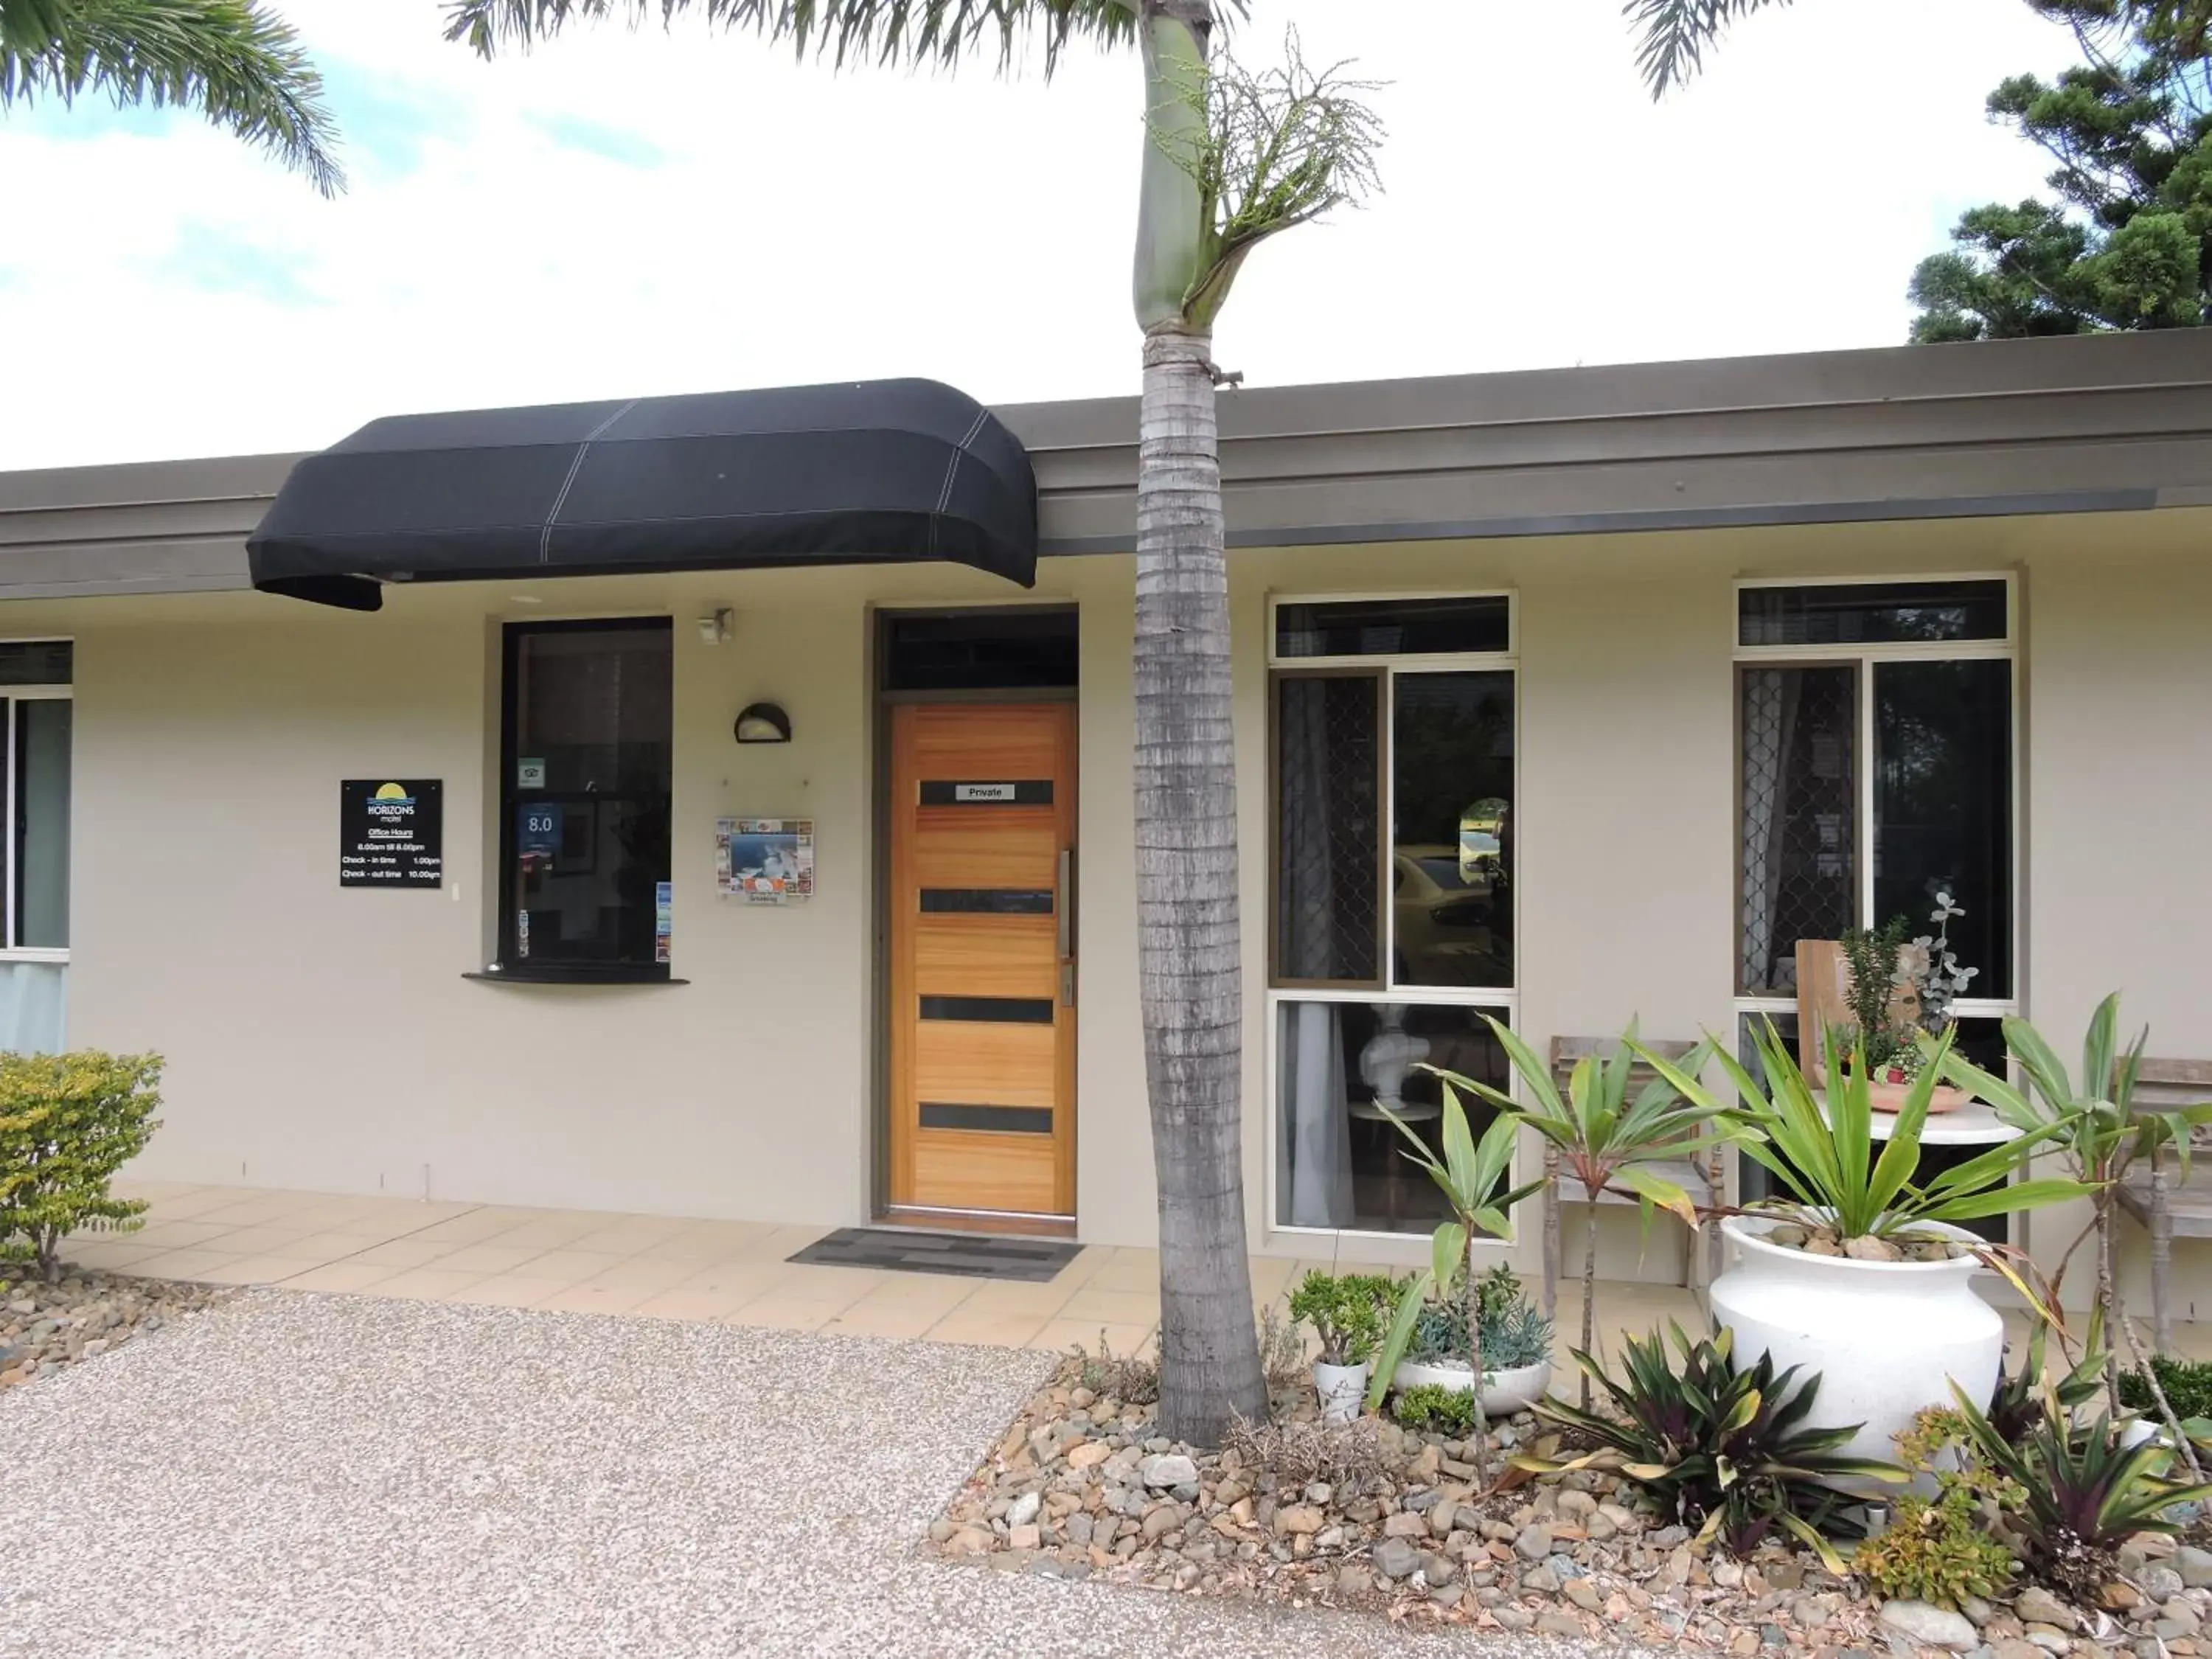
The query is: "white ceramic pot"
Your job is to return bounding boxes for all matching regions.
[1312,1360,1369,1425]
[1709,1214,2002,1472]
[1390,1357,1554,1416]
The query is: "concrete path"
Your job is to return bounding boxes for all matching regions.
[0,1291,1627,1658]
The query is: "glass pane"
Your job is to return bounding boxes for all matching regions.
[1739,581,2007,647]
[1276,597,1509,659]
[1274,675,1380,982]
[882,611,1077,691]
[506,625,672,968]
[0,642,72,686]
[1739,666,1855,995]
[15,700,70,948]
[1874,659,2011,999]
[1392,672,1513,988]
[1276,998,1510,1236]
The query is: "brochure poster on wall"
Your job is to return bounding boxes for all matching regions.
[716,818,814,904]
[655,881,672,961]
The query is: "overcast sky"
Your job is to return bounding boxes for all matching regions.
[1,0,2079,469]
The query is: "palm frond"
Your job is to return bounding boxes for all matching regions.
[0,0,341,192]
[1622,0,1791,99]
[442,0,1164,75]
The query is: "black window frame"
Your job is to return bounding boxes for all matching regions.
[495,617,675,984]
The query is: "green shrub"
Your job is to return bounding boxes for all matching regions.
[1394,1382,1478,1436]
[1854,1406,2019,1609]
[0,1051,163,1281]
[2119,1354,2212,1423]
[1854,1482,2017,1608]
[1287,1270,1396,1365]
[1524,1323,1904,1569]
[1402,1267,1553,1371]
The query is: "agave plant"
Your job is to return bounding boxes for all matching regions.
[1521,1322,1904,1570]
[1947,1375,2212,1601]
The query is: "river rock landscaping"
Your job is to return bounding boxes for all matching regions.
[926,1357,2212,1659]
[0,1269,229,1388]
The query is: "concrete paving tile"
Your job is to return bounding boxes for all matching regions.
[719,1296,835,1332]
[920,1308,1051,1349]
[277,1262,404,1294]
[192,1255,327,1287]
[425,1242,549,1276]
[344,1238,459,1270]
[519,1250,629,1287]
[128,1247,248,1281]
[365,1268,492,1302]
[451,1275,574,1310]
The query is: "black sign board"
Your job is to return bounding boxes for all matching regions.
[340,780,443,888]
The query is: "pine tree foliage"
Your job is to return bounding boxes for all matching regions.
[1910,0,2212,340]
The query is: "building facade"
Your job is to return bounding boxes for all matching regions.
[1,331,2208,1311]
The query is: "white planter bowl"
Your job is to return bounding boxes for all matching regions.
[1312,1360,1368,1425]
[1391,1357,1554,1416]
[1709,1214,2002,1472]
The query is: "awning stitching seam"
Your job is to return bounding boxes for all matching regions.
[538,400,640,564]
[933,406,990,563]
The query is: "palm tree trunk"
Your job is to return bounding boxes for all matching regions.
[1136,320,1265,1447]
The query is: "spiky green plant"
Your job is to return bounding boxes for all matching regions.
[1521,1322,1904,1571]
[1948,1375,2212,1600]
[1441,1018,1728,1405]
[1638,1020,2089,1242]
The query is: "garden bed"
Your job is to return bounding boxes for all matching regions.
[925,1356,2212,1658]
[0,1268,230,1388]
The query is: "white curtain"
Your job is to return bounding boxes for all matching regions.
[0,961,67,1054]
[1277,680,1354,1228]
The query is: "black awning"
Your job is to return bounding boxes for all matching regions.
[247,379,1038,611]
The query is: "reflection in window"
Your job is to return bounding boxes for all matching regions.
[1277,999,1511,1235]
[1875,659,2011,999]
[1738,581,2008,647]
[1392,673,1513,988]
[501,622,673,971]
[1276,596,1509,659]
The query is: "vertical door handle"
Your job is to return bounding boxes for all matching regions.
[1057,848,1076,1006]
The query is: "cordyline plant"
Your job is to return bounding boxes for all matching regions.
[1947,1374,2212,1601]
[0,1051,163,1281]
[1443,1018,1726,1408]
[1521,1322,1904,1572]
[1938,992,2212,1472]
[1367,1090,1540,1489]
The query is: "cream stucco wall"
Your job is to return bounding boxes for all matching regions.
[5,507,2209,1291]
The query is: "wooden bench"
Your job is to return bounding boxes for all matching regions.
[1541,1036,1718,1317]
[2117,1057,2212,1352]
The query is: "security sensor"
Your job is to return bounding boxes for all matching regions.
[698,608,732,644]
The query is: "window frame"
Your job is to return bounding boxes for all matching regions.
[495,615,675,981]
[1730,572,2020,1029]
[0,639,73,964]
[1264,591,1523,1245]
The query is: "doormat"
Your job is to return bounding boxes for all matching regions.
[787,1227,1079,1283]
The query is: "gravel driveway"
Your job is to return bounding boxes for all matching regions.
[0,1291,1632,1658]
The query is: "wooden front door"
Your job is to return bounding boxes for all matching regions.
[887,703,1077,1223]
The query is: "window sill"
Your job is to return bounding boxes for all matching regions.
[463,966,686,987]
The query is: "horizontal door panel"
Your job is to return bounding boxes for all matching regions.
[909,706,1064,779]
[912,1131,1058,1214]
[911,819,1060,891]
[913,917,1057,997]
[914,1020,1057,1109]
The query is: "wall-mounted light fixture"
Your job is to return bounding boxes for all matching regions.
[734,701,792,744]
[697,608,733,644]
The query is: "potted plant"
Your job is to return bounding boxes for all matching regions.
[1389,1262,1555,1415]
[1444,1017,1728,1405]
[1363,1088,1543,1486]
[1826,897,1975,1113]
[1287,1270,1394,1425]
[1637,1020,2092,1468]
